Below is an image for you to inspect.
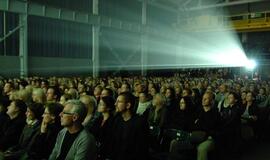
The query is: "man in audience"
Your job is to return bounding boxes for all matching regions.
[49,100,96,160]
[46,86,61,103]
[192,91,221,160]
[109,92,149,160]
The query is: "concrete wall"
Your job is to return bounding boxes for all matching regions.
[0,56,93,77]
[0,56,20,77]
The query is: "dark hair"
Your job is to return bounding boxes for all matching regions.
[119,92,135,111]
[180,96,194,112]
[48,86,61,101]
[46,103,63,124]
[166,87,176,99]
[14,100,27,115]
[103,88,114,97]
[28,103,44,121]
[100,96,115,114]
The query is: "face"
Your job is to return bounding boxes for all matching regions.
[42,107,55,124]
[150,88,157,96]
[97,99,107,113]
[4,83,12,94]
[101,89,109,98]
[241,92,246,100]
[115,95,127,113]
[202,93,212,107]
[179,98,186,110]
[165,89,172,98]
[59,104,75,127]
[246,92,254,102]
[78,84,85,93]
[46,88,55,101]
[94,87,102,97]
[120,84,129,93]
[6,101,18,117]
[228,94,236,105]
[219,84,226,93]
[182,89,189,97]
[26,107,35,120]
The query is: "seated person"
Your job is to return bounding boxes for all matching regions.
[1,103,44,159]
[23,103,63,160]
[0,100,27,152]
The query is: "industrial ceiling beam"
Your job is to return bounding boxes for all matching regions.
[187,0,268,10]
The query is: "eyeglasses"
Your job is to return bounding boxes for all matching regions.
[62,111,76,115]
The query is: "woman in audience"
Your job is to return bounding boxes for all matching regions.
[240,91,259,140]
[91,96,115,160]
[218,92,242,158]
[166,96,195,131]
[136,92,151,116]
[1,103,44,159]
[24,103,63,160]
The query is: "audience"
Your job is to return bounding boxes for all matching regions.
[0,70,269,160]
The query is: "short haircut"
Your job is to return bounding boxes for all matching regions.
[118,92,135,110]
[66,99,87,123]
[14,99,27,115]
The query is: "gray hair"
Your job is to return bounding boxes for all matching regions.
[66,99,87,123]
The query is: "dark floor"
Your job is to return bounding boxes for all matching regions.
[241,142,270,160]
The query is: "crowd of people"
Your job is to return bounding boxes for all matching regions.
[0,71,269,160]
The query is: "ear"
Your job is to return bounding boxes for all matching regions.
[72,114,79,122]
[126,102,131,110]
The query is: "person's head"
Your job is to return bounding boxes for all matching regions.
[77,83,86,94]
[246,92,255,103]
[59,94,72,105]
[202,91,214,108]
[120,82,131,93]
[134,81,144,94]
[182,88,192,97]
[6,100,27,119]
[41,80,49,89]
[19,80,28,90]
[98,96,115,114]
[101,88,114,98]
[60,99,87,127]
[219,84,227,94]
[32,88,46,104]
[94,85,103,99]
[3,82,14,95]
[228,92,239,106]
[150,86,159,97]
[152,93,166,107]
[165,87,176,99]
[67,88,79,99]
[241,91,247,101]
[46,86,61,102]
[191,88,200,98]
[259,87,266,95]
[43,103,63,125]
[80,95,97,115]
[179,96,193,111]
[115,92,135,113]
[26,103,44,121]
